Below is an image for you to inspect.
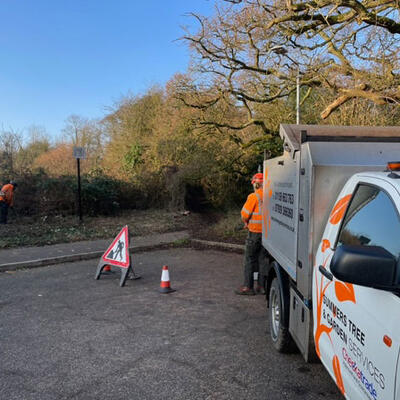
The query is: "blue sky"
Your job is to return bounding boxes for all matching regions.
[0,0,215,140]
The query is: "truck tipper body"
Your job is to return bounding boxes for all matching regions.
[261,124,400,400]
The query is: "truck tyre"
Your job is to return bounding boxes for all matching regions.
[269,277,294,353]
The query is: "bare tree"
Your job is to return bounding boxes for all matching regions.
[15,125,51,173]
[26,125,50,145]
[62,115,88,146]
[62,115,106,167]
[0,128,23,177]
[182,0,400,132]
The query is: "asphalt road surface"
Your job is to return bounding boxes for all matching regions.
[0,248,342,400]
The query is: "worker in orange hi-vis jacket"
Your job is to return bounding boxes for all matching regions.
[0,181,17,224]
[235,173,264,296]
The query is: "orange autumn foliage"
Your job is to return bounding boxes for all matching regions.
[33,144,77,176]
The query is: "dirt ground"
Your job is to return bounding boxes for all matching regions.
[0,209,247,249]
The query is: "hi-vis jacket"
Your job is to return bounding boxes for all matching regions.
[0,184,15,206]
[241,188,263,233]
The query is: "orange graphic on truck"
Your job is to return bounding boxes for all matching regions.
[314,251,346,396]
[314,254,333,358]
[314,231,356,397]
[332,355,345,395]
[335,282,356,303]
[329,194,352,225]
[262,168,273,238]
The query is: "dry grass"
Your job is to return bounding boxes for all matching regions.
[192,211,247,244]
[0,209,246,249]
[0,210,200,249]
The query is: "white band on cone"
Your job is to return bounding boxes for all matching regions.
[161,269,170,281]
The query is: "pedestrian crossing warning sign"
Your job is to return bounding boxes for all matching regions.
[102,226,129,268]
[94,225,140,287]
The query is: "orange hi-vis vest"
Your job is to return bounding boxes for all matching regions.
[241,188,263,233]
[0,184,14,206]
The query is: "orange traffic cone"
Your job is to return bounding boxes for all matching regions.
[159,265,176,293]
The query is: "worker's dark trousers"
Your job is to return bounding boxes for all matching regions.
[243,231,262,289]
[0,201,8,224]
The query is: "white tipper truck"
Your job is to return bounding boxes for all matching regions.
[261,124,400,400]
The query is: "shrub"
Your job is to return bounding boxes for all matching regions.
[11,172,147,217]
[81,176,121,216]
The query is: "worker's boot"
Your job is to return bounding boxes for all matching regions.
[234,286,255,295]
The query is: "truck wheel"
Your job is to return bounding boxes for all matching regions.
[269,277,294,353]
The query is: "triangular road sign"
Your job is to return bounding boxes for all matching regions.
[95,225,141,287]
[102,226,130,268]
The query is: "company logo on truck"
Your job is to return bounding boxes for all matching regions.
[342,347,383,400]
[323,295,364,347]
[320,274,386,400]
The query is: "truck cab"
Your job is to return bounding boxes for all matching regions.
[315,170,400,399]
[261,124,400,400]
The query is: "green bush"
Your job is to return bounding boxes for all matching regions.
[38,175,76,215]
[81,176,121,216]
[11,172,148,217]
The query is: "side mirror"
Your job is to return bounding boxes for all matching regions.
[331,245,399,291]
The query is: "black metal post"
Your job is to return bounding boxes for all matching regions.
[77,158,82,222]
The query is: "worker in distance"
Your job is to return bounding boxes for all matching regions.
[0,180,17,224]
[235,173,264,295]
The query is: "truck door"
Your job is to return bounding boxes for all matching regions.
[314,176,400,400]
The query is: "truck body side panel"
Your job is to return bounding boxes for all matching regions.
[296,145,313,298]
[262,151,299,280]
[307,141,400,257]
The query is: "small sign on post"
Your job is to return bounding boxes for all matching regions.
[73,146,86,159]
[95,226,141,287]
[73,146,86,222]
